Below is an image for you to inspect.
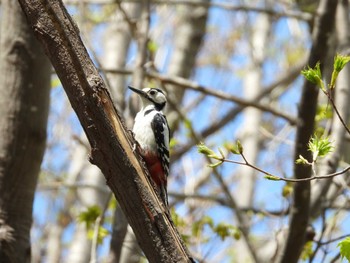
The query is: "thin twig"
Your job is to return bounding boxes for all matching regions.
[325,91,350,135]
[317,233,350,246]
[309,209,327,263]
[166,94,260,263]
[220,156,350,183]
[169,191,290,216]
[90,193,112,263]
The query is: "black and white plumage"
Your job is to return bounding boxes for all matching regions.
[129,86,170,207]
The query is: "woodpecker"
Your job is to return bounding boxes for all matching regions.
[129,86,170,207]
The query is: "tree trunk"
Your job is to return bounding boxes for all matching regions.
[235,6,272,262]
[165,0,209,129]
[0,1,51,262]
[278,0,337,262]
[17,0,193,262]
[101,4,142,262]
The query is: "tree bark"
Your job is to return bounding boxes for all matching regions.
[102,3,142,263]
[17,0,193,262]
[278,0,337,262]
[309,0,350,219]
[0,0,51,262]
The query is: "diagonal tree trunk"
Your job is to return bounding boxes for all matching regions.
[17,0,193,262]
[0,0,51,262]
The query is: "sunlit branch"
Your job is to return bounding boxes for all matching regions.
[148,70,298,125]
[316,234,350,246]
[169,192,290,216]
[221,155,350,183]
[64,0,313,21]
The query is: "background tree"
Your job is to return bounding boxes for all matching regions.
[2,0,350,262]
[0,0,51,262]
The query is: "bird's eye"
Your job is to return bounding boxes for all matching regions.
[149,90,156,95]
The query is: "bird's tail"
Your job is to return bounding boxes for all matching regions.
[159,184,169,208]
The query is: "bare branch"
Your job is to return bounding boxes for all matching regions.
[64,0,313,22]
[324,91,350,135]
[148,70,298,125]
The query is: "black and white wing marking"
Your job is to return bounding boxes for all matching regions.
[151,113,170,177]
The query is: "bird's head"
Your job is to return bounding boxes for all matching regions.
[128,86,167,111]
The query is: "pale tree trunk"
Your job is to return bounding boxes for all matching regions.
[107,205,129,263]
[66,137,110,263]
[118,225,142,263]
[102,3,142,263]
[234,7,271,263]
[0,0,51,262]
[104,2,141,113]
[46,224,63,263]
[165,0,209,129]
[45,137,93,263]
[65,4,143,263]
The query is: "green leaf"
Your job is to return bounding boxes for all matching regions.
[236,140,243,154]
[218,147,225,158]
[77,205,101,229]
[338,237,350,262]
[282,183,293,198]
[214,223,231,240]
[264,174,281,181]
[171,208,186,228]
[308,135,333,162]
[147,40,158,54]
[214,223,240,241]
[87,226,109,244]
[192,216,214,237]
[183,118,192,130]
[330,54,350,89]
[197,142,221,160]
[301,62,324,91]
[169,138,178,149]
[295,155,311,165]
[301,62,322,83]
[197,142,215,156]
[334,53,350,73]
[301,241,313,261]
[233,228,241,240]
[315,104,333,122]
[224,142,240,155]
[208,161,223,168]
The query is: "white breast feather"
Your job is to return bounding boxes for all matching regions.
[133,109,158,152]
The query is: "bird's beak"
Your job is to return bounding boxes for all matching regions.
[128,86,147,98]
